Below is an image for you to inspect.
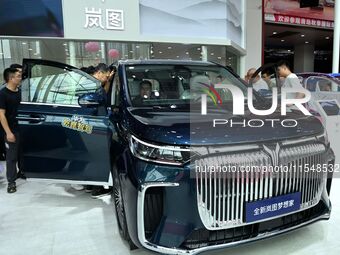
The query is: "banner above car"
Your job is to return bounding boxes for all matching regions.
[264,0,335,29]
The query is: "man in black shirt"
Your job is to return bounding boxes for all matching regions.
[0,67,22,193]
[0,64,22,161]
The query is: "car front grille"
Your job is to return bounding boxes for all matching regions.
[195,142,327,230]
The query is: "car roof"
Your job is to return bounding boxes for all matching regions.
[118,59,216,66]
[297,72,340,84]
[297,72,332,77]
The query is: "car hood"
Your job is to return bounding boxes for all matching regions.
[124,107,323,146]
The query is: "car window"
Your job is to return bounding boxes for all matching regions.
[22,64,101,105]
[125,64,248,107]
[318,79,333,92]
[305,76,318,92]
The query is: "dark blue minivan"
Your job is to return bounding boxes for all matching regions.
[20,59,335,254]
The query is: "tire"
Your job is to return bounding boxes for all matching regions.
[113,171,138,250]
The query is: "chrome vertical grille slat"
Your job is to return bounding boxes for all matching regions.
[195,142,327,230]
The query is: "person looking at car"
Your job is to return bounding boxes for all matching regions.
[93,63,111,100]
[103,64,116,95]
[215,75,223,84]
[261,69,276,90]
[89,63,113,198]
[246,68,269,92]
[86,65,96,76]
[132,80,152,105]
[0,67,22,193]
[93,63,110,86]
[10,64,22,74]
[72,63,113,196]
[277,60,304,99]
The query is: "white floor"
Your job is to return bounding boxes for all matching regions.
[1,161,340,255]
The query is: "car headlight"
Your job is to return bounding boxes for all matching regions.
[129,134,191,166]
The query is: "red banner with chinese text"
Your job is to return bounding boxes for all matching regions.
[264,0,334,29]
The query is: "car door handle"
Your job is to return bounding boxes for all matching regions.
[17,114,46,123]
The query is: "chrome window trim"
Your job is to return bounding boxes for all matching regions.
[26,178,111,186]
[137,182,331,255]
[20,101,81,108]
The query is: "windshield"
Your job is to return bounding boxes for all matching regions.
[125,64,249,107]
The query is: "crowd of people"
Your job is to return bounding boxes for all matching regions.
[244,60,305,99]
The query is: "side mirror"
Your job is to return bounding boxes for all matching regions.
[78,93,105,108]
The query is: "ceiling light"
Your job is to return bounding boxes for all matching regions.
[186,52,189,55]
[22,42,27,45]
[136,45,140,48]
[301,34,305,37]
[168,46,172,49]
[325,36,330,39]
[159,51,162,54]
[129,50,134,53]
[210,53,214,56]
[281,39,285,42]
[273,31,277,34]
[305,41,309,44]
[217,57,222,59]
[63,43,67,46]
[176,56,179,58]
[28,48,33,51]
[197,47,201,51]
[288,49,291,52]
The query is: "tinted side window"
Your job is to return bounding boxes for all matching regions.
[305,77,318,92]
[22,64,100,105]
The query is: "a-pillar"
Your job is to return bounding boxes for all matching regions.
[294,43,315,73]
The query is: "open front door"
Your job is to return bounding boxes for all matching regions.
[19,59,112,185]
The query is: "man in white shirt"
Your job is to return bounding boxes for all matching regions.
[277,60,305,99]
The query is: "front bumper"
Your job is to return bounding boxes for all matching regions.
[137,182,331,255]
[123,142,335,254]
